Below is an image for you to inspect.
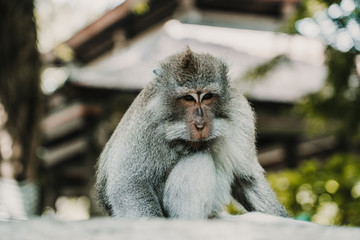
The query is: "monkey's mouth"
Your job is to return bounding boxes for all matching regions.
[189,122,211,141]
[164,120,223,143]
[186,128,213,149]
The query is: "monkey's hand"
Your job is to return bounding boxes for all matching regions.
[231,175,290,218]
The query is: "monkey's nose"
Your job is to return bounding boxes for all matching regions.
[196,124,204,130]
[195,107,205,130]
[195,107,204,117]
[195,120,205,130]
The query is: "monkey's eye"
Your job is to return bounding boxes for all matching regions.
[183,95,195,102]
[202,93,213,100]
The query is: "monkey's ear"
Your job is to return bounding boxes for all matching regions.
[153,68,162,77]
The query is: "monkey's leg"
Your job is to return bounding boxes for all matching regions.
[231,175,289,217]
[108,181,165,218]
[163,152,216,219]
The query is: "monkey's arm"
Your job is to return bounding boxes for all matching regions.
[221,90,289,217]
[231,175,289,217]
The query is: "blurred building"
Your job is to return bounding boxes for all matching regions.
[39,0,337,217]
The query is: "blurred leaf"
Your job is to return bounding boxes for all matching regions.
[225,201,245,215]
[239,55,289,83]
[267,153,360,226]
[131,1,150,15]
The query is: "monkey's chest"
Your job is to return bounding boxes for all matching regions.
[162,152,231,219]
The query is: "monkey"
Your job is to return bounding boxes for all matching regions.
[95,47,289,219]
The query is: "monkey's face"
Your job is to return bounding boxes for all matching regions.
[160,48,230,146]
[177,91,215,143]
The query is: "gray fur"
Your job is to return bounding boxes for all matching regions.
[95,48,289,219]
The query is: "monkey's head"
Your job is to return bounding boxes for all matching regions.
[154,47,230,148]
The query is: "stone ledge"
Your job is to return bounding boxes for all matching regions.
[1,213,359,240]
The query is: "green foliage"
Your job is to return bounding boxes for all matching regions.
[295,48,359,146]
[240,55,290,82]
[289,0,360,147]
[225,202,246,216]
[267,154,360,226]
[238,0,360,226]
[281,0,330,34]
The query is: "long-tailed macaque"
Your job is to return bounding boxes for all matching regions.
[95,48,289,218]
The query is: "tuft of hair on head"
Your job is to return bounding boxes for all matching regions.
[179,46,197,74]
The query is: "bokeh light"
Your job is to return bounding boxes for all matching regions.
[296,0,360,53]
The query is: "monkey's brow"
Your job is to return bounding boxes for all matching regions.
[174,84,221,97]
[174,87,194,97]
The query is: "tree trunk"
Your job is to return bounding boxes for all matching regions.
[0,0,42,180]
